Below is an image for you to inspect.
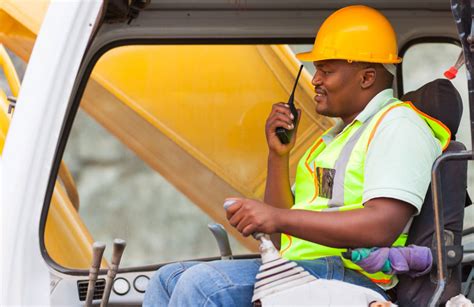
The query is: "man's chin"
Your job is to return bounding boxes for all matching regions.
[315,106,333,117]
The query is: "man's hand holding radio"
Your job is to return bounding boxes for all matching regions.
[265,102,301,157]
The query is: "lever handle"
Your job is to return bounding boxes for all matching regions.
[110,239,126,266]
[208,223,233,260]
[85,242,105,307]
[100,239,126,307]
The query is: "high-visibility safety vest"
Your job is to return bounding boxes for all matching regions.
[280,99,451,287]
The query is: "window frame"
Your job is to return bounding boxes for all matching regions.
[39,38,312,276]
[396,37,461,96]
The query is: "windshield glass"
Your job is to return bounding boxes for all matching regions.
[44,44,334,269]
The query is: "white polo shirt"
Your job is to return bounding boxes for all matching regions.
[323,89,442,214]
[364,90,442,213]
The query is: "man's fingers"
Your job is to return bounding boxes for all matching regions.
[225,199,243,219]
[269,112,294,126]
[235,217,247,233]
[270,104,293,119]
[266,103,298,156]
[269,119,294,131]
[228,201,253,235]
[242,225,256,237]
[227,204,245,226]
[224,198,242,212]
[228,214,240,227]
[236,215,255,236]
[271,102,290,110]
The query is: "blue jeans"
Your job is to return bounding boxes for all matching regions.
[143,256,387,306]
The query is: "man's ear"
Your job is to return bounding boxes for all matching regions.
[360,68,376,89]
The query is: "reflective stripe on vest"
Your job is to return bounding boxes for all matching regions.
[327,115,374,208]
[280,99,450,286]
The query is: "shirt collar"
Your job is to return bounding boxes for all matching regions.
[355,89,395,123]
[322,89,395,143]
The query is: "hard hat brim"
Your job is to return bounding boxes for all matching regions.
[296,51,402,64]
[296,51,318,62]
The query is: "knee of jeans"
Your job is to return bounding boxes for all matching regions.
[151,263,185,290]
[174,263,228,296]
[178,263,214,284]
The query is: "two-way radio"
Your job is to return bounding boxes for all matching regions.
[276,65,304,144]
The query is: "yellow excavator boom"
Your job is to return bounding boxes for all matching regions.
[0,0,333,266]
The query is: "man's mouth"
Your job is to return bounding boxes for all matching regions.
[314,88,326,100]
[315,87,326,95]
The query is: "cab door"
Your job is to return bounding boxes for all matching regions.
[1,1,103,305]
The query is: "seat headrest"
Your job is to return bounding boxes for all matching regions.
[401,79,463,139]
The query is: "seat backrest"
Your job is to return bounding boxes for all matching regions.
[402,79,463,140]
[396,79,467,306]
[396,141,467,306]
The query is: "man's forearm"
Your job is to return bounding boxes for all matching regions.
[264,152,294,209]
[274,199,415,249]
[276,209,382,248]
[264,152,294,249]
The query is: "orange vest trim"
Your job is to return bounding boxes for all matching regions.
[404,101,451,151]
[279,234,293,255]
[305,138,324,173]
[365,101,451,152]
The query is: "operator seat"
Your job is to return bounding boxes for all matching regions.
[396,79,468,306]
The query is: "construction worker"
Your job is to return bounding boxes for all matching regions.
[144,5,450,306]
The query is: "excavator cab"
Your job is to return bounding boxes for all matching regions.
[1,0,474,306]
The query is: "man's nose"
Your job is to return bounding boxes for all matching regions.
[312,72,322,87]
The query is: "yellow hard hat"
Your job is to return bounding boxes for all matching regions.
[297,5,402,64]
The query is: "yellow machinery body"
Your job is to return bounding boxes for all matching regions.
[0,0,332,269]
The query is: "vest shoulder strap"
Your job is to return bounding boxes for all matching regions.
[365,101,451,151]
